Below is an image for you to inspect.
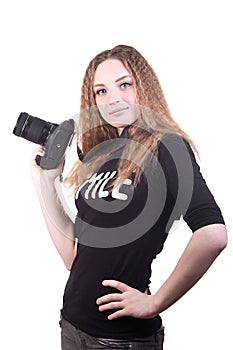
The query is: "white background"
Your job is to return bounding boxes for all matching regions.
[0,1,232,349]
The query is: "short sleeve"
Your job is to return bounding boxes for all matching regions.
[158,134,225,232]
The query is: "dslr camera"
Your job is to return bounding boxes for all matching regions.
[13,112,75,169]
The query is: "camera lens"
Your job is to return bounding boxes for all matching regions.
[13,112,58,145]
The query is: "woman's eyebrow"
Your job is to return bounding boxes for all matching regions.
[115,75,132,83]
[93,83,105,88]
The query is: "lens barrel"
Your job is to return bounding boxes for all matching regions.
[13,112,58,145]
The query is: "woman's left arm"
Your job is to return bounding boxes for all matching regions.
[97,223,227,320]
[150,223,227,316]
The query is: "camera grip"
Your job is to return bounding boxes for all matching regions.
[39,119,74,170]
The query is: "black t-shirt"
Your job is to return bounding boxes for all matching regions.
[61,133,225,339]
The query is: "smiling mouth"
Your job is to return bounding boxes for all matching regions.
[109,107,129,116]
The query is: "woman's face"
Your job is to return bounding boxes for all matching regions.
[93,59,138,135]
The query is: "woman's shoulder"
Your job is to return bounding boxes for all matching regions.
[157,132,197,169]
[160,132,188,144]
[158,133,192,154]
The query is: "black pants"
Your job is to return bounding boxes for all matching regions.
[60,318,164,349]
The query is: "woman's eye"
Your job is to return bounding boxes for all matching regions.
[120,82,132,89]
[96,88,106,96]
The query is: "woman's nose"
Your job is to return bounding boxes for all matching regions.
[108,89,121,104]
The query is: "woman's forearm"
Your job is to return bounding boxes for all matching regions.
[152,224,227,315]
[35,173,77,270]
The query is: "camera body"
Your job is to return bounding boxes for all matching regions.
[13,112,75,169]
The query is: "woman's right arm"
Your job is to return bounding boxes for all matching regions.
[30,146,77,270]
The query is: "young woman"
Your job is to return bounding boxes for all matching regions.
[30,45,227,349]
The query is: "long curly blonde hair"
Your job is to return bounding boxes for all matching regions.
[64,44,195,192]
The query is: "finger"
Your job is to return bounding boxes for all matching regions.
[98,301,123,312]
[32,145,45,153]
[31,147,45,159]
[107,309,126,320]
[96,293,122,305]
[102,280,129,293]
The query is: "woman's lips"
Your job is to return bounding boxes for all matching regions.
[109,107,129,116]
